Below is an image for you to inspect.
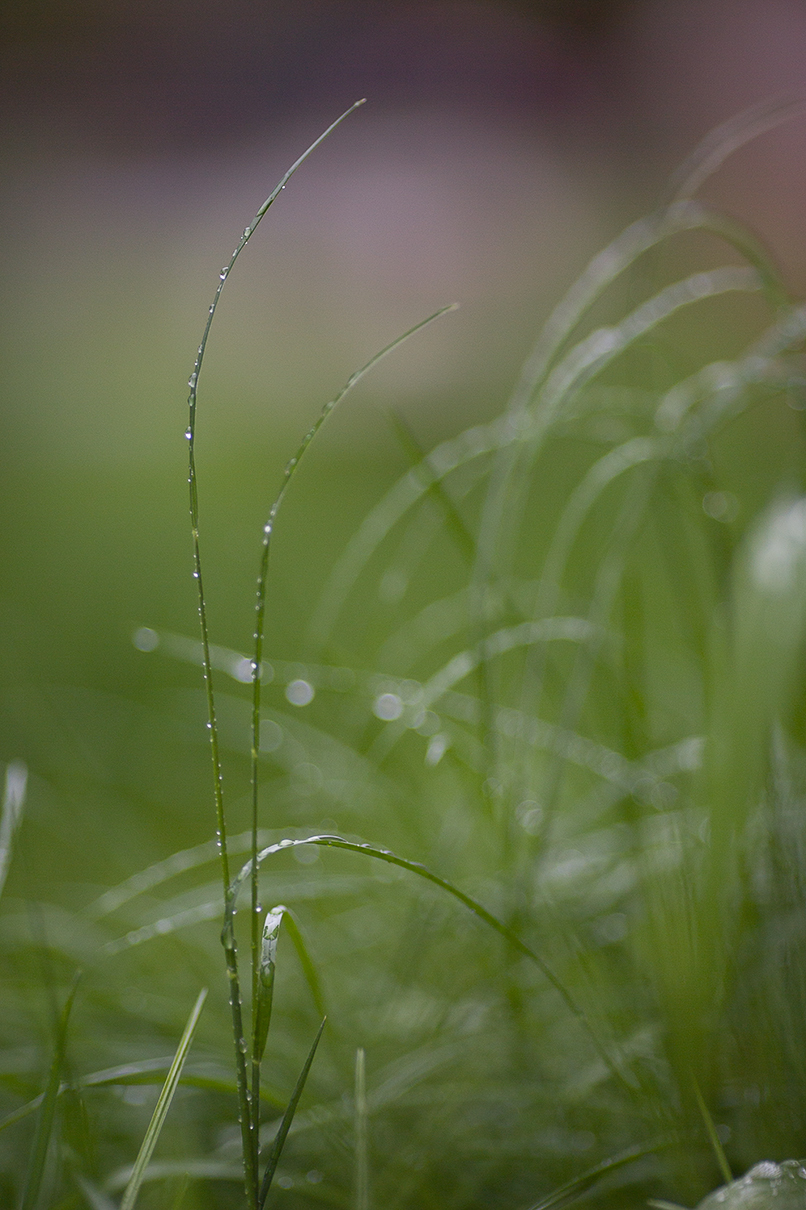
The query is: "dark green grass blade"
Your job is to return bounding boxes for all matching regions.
[227,836,631,1090]
[522,1140,670,1210]
[258,1017,326,1209]
[119,988,207,1210]
[21,973,80,1210]
[691,1077,731,1186]
[279,907,326,1020]
[0,760,27,901]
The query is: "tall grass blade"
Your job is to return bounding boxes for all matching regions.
[0,760,27,901]
[354,1048,370,1210]
[119,987,207,1210]
[21,972,80,1210]
[258,1017,326,1209]
[691,1076,732,1186]
[187,104,365,1209]
[247,302,457,1158]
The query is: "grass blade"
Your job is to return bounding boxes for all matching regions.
[253,909,283,1067]
[247,301,457,1182]
[354,1048,369,1210]
[691,1076,732,1186]
[21,972,80,1210]
[258,1017,326,1209]
[187,104,366,1209]
[279,907,326,1020]
[666,94,806,203]
[521,1139,670,1210]
[119,987,207,1210]
[228,835,631,1091]
[0,760,27,901]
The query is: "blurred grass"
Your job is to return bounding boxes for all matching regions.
[3,113,806,1210]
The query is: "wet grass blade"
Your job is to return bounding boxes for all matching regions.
[247,301,457,1174]
[0,760,26,901]
[119,988,207,1210]
[21,973,80,1210]
[258,1017,326,1209]
[228,836,631,1091]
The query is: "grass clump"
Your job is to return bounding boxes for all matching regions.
[3,98,806,1209]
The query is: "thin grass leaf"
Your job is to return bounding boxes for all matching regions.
[0,759,27,901]
[258,1017,326,1210]
[279,907,326,1019]
[21,972,80,1210]
[647,1201,690,1210]
[691,1076,732,1186]
[521,1139,669,1210]
[354,1048,369,1210]
[187,107,366,1207]
[253,908,283,1066]
[247,301,457,1157]
[119,987,207,1210]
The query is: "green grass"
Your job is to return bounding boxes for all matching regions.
[3,98,806,1209]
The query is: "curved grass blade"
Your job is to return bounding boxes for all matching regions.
[258,1017,326,1210]
[522,1139,671,1210]
[119,988,207,1210]
[247,302,457,1137]
[21,972,80,1210]
[666,94,806,203]
[187,104,365,1208]
[227,835,632,1091]
[0,760,27,901]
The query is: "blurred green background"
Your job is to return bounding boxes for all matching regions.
[4,3,806,1207]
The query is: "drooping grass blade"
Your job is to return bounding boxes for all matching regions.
[258,1017,326,1209]
[119,988,207,1210]
[227,835,631,1091]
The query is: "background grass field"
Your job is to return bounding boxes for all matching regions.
[4,9,806,1207]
